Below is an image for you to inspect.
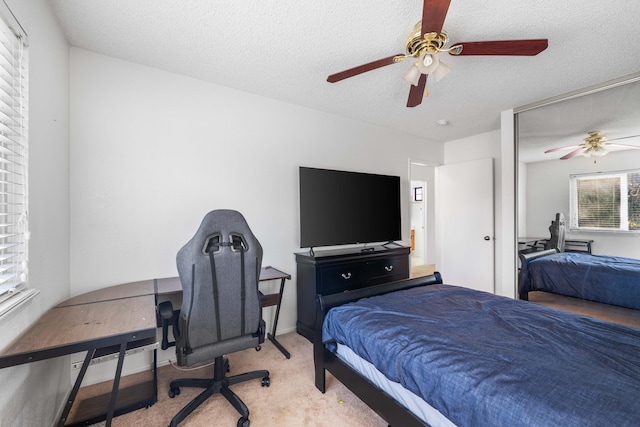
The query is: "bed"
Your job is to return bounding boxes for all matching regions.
[518,248,640,309]
[314,274,640,427]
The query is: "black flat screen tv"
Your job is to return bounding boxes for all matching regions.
[299,166,401,248]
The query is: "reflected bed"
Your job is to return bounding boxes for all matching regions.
[518,249,640,309]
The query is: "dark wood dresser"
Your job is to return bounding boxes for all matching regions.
[295,245,410,341]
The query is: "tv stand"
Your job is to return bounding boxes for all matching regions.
[295,245,410,341]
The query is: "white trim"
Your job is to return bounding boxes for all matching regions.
[0,287,38,318]
[0,0,27,42]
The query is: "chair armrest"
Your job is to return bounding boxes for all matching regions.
[158,301,179,350]
[158,300,174,319]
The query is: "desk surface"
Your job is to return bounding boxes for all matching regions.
[519,237,547,244]
[56,280,155,308]
[0,295,157,369]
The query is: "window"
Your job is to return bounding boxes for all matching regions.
[0,2,34,318]
[570,170,640,232]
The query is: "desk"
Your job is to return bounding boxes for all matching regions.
[0,287,157,426]
[0,265,291,426]
[518,237,547,249]
[156,266,292,359]
[258,266,292,359]
[565,239,593,254]
[518,237,593,254]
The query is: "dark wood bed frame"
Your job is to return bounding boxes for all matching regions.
[518,248,558,300]
[313,273,443,427]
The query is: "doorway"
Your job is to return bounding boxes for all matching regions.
[410,179,427,265]
[409,160,437,277]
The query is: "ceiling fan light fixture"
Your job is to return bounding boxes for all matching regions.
[417,53,441,74]
[403,63,422,86]
[433,60,451,81]
[585,146,609,158]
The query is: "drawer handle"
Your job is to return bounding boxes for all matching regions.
[385,265,393,272]
[341,273,352,280]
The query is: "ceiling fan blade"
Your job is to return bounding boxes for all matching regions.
[560,147,586,160]
[421,0,451,35]
[407,74,428,108]
[605,143,640,149]
[544,144,581,153]
[327,54,403,83]
[449,39,548,56]
[607,134,640,142]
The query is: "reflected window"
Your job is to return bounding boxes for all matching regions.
[570,170,640,231]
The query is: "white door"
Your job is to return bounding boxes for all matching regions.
[436,158,494,293]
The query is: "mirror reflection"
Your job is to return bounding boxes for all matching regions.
[516,74,640,326]
[517,76,640,257]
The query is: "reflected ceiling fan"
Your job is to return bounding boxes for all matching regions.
[544,131,640,160]
[326,0,548,107]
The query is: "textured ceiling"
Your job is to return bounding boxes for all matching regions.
[49,0,640,144]
[518,76,640,163]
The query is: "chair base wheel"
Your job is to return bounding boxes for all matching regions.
[261,376,270,387]
[168,386,180,398]
[238,416,250,427]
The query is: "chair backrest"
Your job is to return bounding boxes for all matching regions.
[176,210,263,364]
[545,212,566,252]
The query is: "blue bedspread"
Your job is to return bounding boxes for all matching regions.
[322,284,640,427]
[519,252,640,309]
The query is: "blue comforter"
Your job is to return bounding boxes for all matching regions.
[518,252,640,309]
[322,284,640,427]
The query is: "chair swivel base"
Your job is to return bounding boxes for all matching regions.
[168,356,270,427]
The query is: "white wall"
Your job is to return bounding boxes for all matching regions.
[525,150,640,258]
[0,0,71,426]
[69,48,444,375]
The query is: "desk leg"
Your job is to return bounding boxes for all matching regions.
[59,349,96,426]
[104,342,128,426]
[267,278,291,359]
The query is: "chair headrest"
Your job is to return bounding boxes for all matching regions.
[182,210,260,256]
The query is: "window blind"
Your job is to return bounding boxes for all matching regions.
[570,169,640,232]
[629,172,640,231]
[576,177,620,228]
[0,2,34,316]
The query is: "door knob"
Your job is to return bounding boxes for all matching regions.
[484,236,491,241]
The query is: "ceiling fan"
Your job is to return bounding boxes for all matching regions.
[544,131,640,160]
[326,0,549,108]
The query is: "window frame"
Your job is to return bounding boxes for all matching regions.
[0,1,36,318]
[569,168,640,233]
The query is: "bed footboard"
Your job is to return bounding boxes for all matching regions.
[313,273,442,426]
[518,248,558,300]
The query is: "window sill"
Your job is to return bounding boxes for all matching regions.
[0,288,40,319]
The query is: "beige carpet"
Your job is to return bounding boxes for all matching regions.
[83,332,387,427]
[412,263,435,278]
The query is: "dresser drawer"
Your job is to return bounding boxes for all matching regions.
[367,256,409,283]
[319,263,366,294]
